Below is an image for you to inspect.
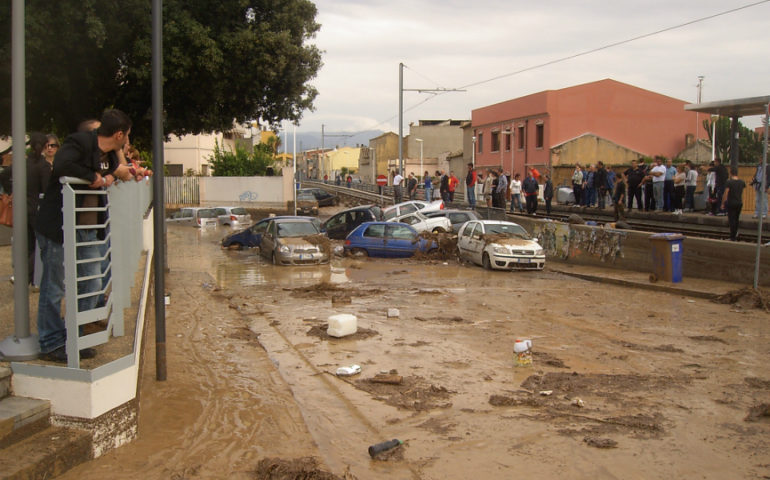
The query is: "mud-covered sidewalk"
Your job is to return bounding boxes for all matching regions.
[4,220,770,479]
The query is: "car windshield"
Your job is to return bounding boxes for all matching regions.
[198,209,217,218]
[383,208,397,221]
[231,207,248,215]
[485,223,530,238]
[276,221,319,237]
[297,193,315,201]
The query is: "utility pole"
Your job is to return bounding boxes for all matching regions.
[398,62,465,175]
[696,76,704,164]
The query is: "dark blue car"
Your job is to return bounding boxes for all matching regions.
[222,216,320,248]
[343,222,437,258]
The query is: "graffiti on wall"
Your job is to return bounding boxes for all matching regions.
[532,221,626,263]
[238,191,259,202]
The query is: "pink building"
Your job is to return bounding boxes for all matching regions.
[471,79,706,175]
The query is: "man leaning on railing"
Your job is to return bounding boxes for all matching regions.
[34,109,135,364]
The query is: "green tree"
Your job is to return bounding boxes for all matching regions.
[0,1,322,148]
[209,140,273,176]
[703,116,763,164]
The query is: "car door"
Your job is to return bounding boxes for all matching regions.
[324,212,349,239]
[385,224,418,257]
[448,212,471,233]
[466,223,486,264]
[260,221,277,259]
[458,221,483,264]
[247,219,269,247]
[358,223,387,256]
[181,208,194,226]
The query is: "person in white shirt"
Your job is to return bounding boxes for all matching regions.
[392,170,404,204]
[509,173,523,213]
[650,157,667,212]
[684,160,698,212]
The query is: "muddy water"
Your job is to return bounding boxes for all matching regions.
[61,224,770,479]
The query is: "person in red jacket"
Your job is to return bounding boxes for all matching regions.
[448,171,459,204]
[465,163,477,209]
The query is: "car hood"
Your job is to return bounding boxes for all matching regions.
[481,235,537,248]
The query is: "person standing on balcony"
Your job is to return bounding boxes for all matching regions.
[35,109,133,363]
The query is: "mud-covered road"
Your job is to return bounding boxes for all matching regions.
[59,218,770,479]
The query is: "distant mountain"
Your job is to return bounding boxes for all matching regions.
[283,130,386,152]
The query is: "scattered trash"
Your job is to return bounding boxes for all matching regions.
[368,439,403,458]
[539,390,553,396]
[336,364,362,376]
[331,294,351,305]
[371,373,403,385]
[584,436,618,448]
[571,398,585,408]
[387,308,400,318]
[333,245,345,257]
[327,314,357,338]
[687,299,696,303]
[164,292,171,305]
[513,338,533,367]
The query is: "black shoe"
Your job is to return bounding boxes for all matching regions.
[41,346,97,363]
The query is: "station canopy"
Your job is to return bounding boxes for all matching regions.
[685,95,770,117]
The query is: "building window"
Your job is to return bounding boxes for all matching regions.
[491,131,500,152]
[536,124,544,149]
[517,126,525,150]
[477,133,483,153]
[505,132,512,151]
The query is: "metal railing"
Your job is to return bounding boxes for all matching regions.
[60,177,152,368]
[164,176,199,205]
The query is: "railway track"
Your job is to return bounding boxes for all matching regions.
[303,181,770,244]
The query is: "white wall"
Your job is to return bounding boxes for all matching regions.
[199,170,294,208]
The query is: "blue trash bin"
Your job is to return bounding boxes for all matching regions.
[649,233,684,283]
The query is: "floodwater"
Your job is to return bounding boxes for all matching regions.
[60,221,770,479]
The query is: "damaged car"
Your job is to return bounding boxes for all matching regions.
[457,220,545,271]
[344,222,437,258]
[260,217,330,265]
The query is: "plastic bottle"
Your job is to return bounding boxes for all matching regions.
[368,439,402,458]
[513,339,533,367]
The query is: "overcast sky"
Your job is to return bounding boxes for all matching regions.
[293,0,769,143]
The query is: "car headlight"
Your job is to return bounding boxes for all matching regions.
[492,246,509,254]
[279,245,291,254]
[534,248,544,256]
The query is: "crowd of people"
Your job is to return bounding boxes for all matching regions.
[1,109,152,364]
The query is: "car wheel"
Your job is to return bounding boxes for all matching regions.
[482,252,492,270]
[432,227,445,233]
[228,242,242,250]
[350,248,368,258]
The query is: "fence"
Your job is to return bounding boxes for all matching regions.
[165,176,199,205]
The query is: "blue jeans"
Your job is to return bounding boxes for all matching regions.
[510,194,522,212]
[653,182,664,211]
[467,185,476,208]
[424,187,432,201]
[685,186,696,210]
[37,234,66,353]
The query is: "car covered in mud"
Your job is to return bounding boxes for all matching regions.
[344,222,437,258]
[221,216,321,249]
[259,218,330,265]
[322,205,383,239]
[167,207,218,228]
[382,199,444,220]
[424,209,480,233]
[387,210,452,233]
[299,188,339,207]
[296,191,319,215]
[457,220,545,270]
[214,206,251,228]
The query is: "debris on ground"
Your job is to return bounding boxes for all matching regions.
[567,214,585,224]
[306,324,378,341]
[688,335,727,344]
[744,404,770,422]
[714,287,770,311]
[354,375,453,411]
[412,231,458,261]
[253,457,356,480]
[532,351,570,369]
[583,436,618,449]
[370,372,403,385]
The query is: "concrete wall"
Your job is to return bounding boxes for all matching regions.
[199,173,291,209]
[514,216,770,286]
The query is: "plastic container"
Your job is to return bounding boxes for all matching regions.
[513,339,533,367]
[327,313,357,337]
[649,233,684,283]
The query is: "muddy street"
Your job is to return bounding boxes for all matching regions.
[60,221,770,479]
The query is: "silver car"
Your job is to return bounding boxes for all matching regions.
[167,207,218,228]
[259,218,330,266]
[214,206,251,227]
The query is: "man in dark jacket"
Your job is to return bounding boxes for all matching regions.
[709,158,729,215]
[594,161,608,209]
[522,169,539,214]
[543,174,554,215]
[35,109,132,363]
[624,159,645,210]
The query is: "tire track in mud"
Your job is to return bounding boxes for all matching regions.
[252,316,422,479]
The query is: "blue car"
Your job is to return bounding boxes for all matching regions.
[222,216,321,248]
[343,222,437,258]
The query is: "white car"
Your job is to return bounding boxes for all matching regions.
[214,206,252,227]
[457,220,545,270]
[388,210,452,233]
[167,207,218,228]
[383,199,444,221]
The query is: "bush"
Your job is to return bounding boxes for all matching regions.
[209,140,274,176]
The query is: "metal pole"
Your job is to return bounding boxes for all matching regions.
[321,124,325,181]
[754,104,769,290]
[730,116,739,169]
[293,124,297,216]
[1,0,38,361]
[152,0,167,381]
[398,62,404,176]
[712,117,717,161]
